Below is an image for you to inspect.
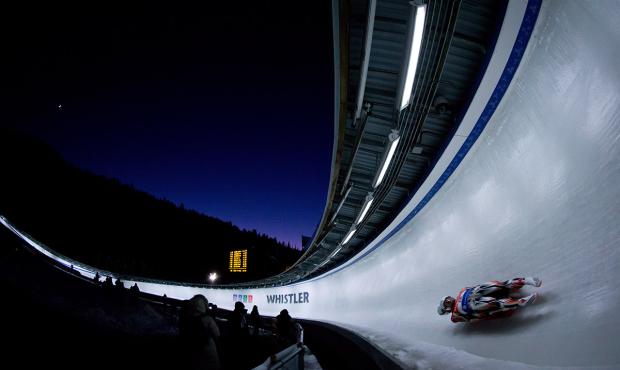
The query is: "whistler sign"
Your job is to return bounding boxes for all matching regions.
[266,292,310,304]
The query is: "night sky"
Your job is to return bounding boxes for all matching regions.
[0,2,333,248]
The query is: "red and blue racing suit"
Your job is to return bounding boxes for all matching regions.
[450,278,530,323]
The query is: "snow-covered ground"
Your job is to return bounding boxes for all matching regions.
[3,0,620,368]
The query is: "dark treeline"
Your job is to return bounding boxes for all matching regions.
[0,129,301,283]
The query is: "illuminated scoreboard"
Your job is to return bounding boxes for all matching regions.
[229,249,248,272]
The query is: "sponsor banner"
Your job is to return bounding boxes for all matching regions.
[233,294,253,303]
[266,292,309,304]
[232,291,310,305]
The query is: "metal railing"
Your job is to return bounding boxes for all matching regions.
[253,324,306,370]
[252,344,306,370]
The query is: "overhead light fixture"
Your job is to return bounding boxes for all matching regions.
[342,227,357,245]
[330,246,343,258]
[399,3,427,111]
[355,192,375,225]
[208,272,218,282]
[318,259,329,267]
[373,130,401,188]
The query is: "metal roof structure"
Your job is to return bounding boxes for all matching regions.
[231,0,508,288]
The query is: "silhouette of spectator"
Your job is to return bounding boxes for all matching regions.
[129,283,140,298]
[93,272,101,284]
[67,264,81,276]
[228,301,249,339]
[249,305,261,336]
[275,309,297,347]
[208,303,218,317]
[179,295,221,370]
[114,278,124,290]
[224,301,250,369]
[103,276,114,289]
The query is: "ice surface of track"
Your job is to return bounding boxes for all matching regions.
[2,0,620,368]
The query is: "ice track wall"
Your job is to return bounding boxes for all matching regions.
[3,0,620,368]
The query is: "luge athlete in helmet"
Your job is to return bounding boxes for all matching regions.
[438,277,542,323]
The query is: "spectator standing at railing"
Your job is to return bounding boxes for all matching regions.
[249,305,261,336]
[92,272,101,284]
[179,294,221,370]
[103,276,114,289]
[275,309,297,348]
[229,301,249,338]
[225,301,254,370]
[114,278,124,290]
[129,283,140,299]
[208,302,218,316]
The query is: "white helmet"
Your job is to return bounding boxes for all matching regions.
[437,296,454,315]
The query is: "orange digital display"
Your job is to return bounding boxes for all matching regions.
[229,249,247,272]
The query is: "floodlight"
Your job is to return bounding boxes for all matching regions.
[208,272,218,282]
[355,192,375,225]
[373,130,401,188]
[400,4,426,110]
[342,227,357,245]
[330,246,343,258]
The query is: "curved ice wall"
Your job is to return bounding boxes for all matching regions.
[3,0,620,368]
